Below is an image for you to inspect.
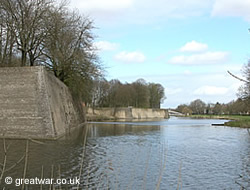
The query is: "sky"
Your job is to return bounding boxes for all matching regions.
[69,0,250,108]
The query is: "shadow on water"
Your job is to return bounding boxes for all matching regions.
[0,117,249,189]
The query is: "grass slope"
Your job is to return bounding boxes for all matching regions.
[187,115,250,128]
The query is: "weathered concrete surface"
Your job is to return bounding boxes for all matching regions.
[168,110,184,116]
[0,66,83,139]
[86,107,169,120]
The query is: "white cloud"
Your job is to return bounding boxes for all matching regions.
[114,51,146,63]
[183,70,192,75]
[71,0,133,12]
[69,0,133,22]
[169,51,228,65]
[94,41,119,51]
[69,0,250,25]
[212,0,250,21]
[180,41,208,52]
[194,85,229,95]
[229,82,242,92]
[131,0,211,20]
[165,88,183,95]
[69,0,211,24]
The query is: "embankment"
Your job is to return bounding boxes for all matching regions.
[86,107,169,121]
[186,114,250,128]
[0,66,84,139]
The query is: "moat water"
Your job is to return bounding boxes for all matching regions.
[0,117,249,189]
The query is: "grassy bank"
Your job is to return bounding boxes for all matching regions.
[186,115,250,128]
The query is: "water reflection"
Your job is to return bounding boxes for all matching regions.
[87,123,161,137]
[0,117,249,189]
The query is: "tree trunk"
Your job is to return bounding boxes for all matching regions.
[21,50,27,66]
[29,52,34,66]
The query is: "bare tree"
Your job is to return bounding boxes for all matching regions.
[0,5,16,66]
[237,63,250,101]
[0,0,53,66]
[40,4,102,102]
[189,99,206,114]
[228,62,250,113]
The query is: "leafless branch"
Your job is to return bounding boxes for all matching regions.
[5,154,25,172]
[40,165,44,190]
[227,71,248,83]
[155,143,168,190]
[0,139,7,184]
[21,140,29,190]
[77,125,89,190]
[28,138,45,145]
[177,161,183,190]
[142,145,152,190]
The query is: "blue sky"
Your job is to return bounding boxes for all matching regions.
[69,0,250,108]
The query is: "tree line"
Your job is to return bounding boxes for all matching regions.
[91,78,165,108]
[175,98,250,116]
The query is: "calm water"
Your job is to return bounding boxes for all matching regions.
[0,117,249,189]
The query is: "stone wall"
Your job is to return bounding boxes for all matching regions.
[86,107,169,120]
[0,66,83,139]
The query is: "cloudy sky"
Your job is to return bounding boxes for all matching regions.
[69,0,250,108]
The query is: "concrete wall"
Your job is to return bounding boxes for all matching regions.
[86,107,169,120]
[0,66,82,139]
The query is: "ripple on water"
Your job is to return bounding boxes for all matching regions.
[0,117,249,189]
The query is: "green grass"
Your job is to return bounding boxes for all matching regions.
[224,120,250,128]
[186,114,250,128]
